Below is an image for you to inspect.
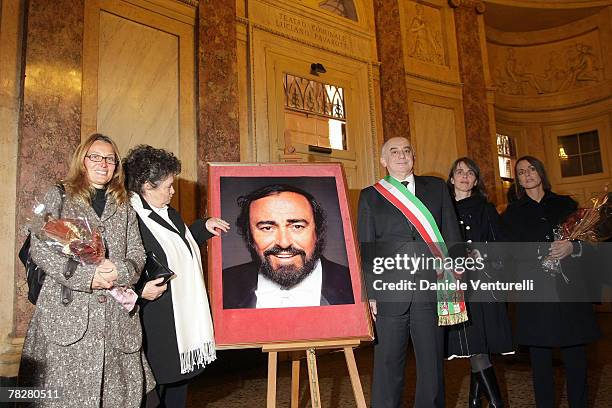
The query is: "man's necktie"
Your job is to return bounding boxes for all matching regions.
[400,181,415,233]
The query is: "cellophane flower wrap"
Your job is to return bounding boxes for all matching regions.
[33,208,106,265]
[542,190,612,277]
[31,200,137,311]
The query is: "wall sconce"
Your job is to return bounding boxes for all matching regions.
[558,147,568,160]
[310,63,327,76]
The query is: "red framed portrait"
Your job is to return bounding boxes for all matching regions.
[207,163,373,348]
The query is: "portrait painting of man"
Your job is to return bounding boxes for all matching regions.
[222,183,354,309]
[207,163,372,347]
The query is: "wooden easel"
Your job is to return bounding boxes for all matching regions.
[263,339,366,408]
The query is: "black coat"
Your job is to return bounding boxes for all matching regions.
[445,195,514,357]
[135,197,214,385]
[358,175,462,315]
[502,191,600,347]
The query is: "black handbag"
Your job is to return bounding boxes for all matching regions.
[19,184,73,305]
[144,251,175,286]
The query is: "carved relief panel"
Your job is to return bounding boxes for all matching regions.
[489,35,604,97]
[487,10,611,111]
[399,0,460,84]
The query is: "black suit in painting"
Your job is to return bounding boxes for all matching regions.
[222,256,354,309]
[358,175,461,408]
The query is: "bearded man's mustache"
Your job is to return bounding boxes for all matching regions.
[263,245,306,258]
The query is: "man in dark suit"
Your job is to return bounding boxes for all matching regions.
[223,184,354,309]
[358,137,461,408]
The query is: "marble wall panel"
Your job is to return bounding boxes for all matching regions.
[97,11,179,157]
[373,0,410,141]
[15,0,84,335]
[412,102,457,178]
[197,1,240,213]
[453,3,496,196]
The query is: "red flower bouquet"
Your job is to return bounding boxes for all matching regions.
[542,190,612,277]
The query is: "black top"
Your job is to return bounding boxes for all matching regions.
[91,188,107,218]
[503,191,576,244]
[502,191,600,346]
[455,195,505,243]
[445,194,514,356]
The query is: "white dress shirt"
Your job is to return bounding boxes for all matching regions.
[392,173,416,195]
[255,259,323,308]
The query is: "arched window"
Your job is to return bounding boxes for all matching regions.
[319,0,358,22]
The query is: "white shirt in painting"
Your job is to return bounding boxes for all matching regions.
[255,258,323,308]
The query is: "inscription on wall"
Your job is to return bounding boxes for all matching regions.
[275,12,353,52]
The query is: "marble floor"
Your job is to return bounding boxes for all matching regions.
[188,312,612,407]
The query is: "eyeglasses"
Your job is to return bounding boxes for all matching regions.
[86,153,118,165]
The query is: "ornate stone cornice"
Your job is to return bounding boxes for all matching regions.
[448,0,486,13]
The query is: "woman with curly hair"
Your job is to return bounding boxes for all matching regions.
[124,145,228,407]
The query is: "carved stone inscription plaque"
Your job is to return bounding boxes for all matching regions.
[274,11,353,53]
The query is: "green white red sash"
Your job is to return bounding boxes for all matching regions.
[374,176,467,326]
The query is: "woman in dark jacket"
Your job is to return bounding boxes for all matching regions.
[502,156,600,408]
[445,157,513,408]
[124,145,229,408]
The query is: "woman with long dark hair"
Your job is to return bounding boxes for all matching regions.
[502,155,600,407]
[446,157,513,408]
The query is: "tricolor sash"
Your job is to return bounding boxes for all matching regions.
[374,176,467,326]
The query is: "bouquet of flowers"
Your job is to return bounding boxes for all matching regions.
[38,215,106,265]
[32,200,137,311]
[542,190,612,277]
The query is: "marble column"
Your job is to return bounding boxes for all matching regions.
[1,0,26,377]
[373,0,411,142]
[197,1,241,214]
[14,0,84,335]
[450,0,497,197]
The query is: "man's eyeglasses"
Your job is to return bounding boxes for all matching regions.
[86,153,118,165]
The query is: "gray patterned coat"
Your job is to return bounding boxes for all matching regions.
[19,186,155,407]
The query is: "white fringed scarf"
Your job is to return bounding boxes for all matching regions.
[131,195,216,374]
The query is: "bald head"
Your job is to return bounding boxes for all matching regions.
[380,137,414,180]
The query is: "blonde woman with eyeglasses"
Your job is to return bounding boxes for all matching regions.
[19,133,154,407]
